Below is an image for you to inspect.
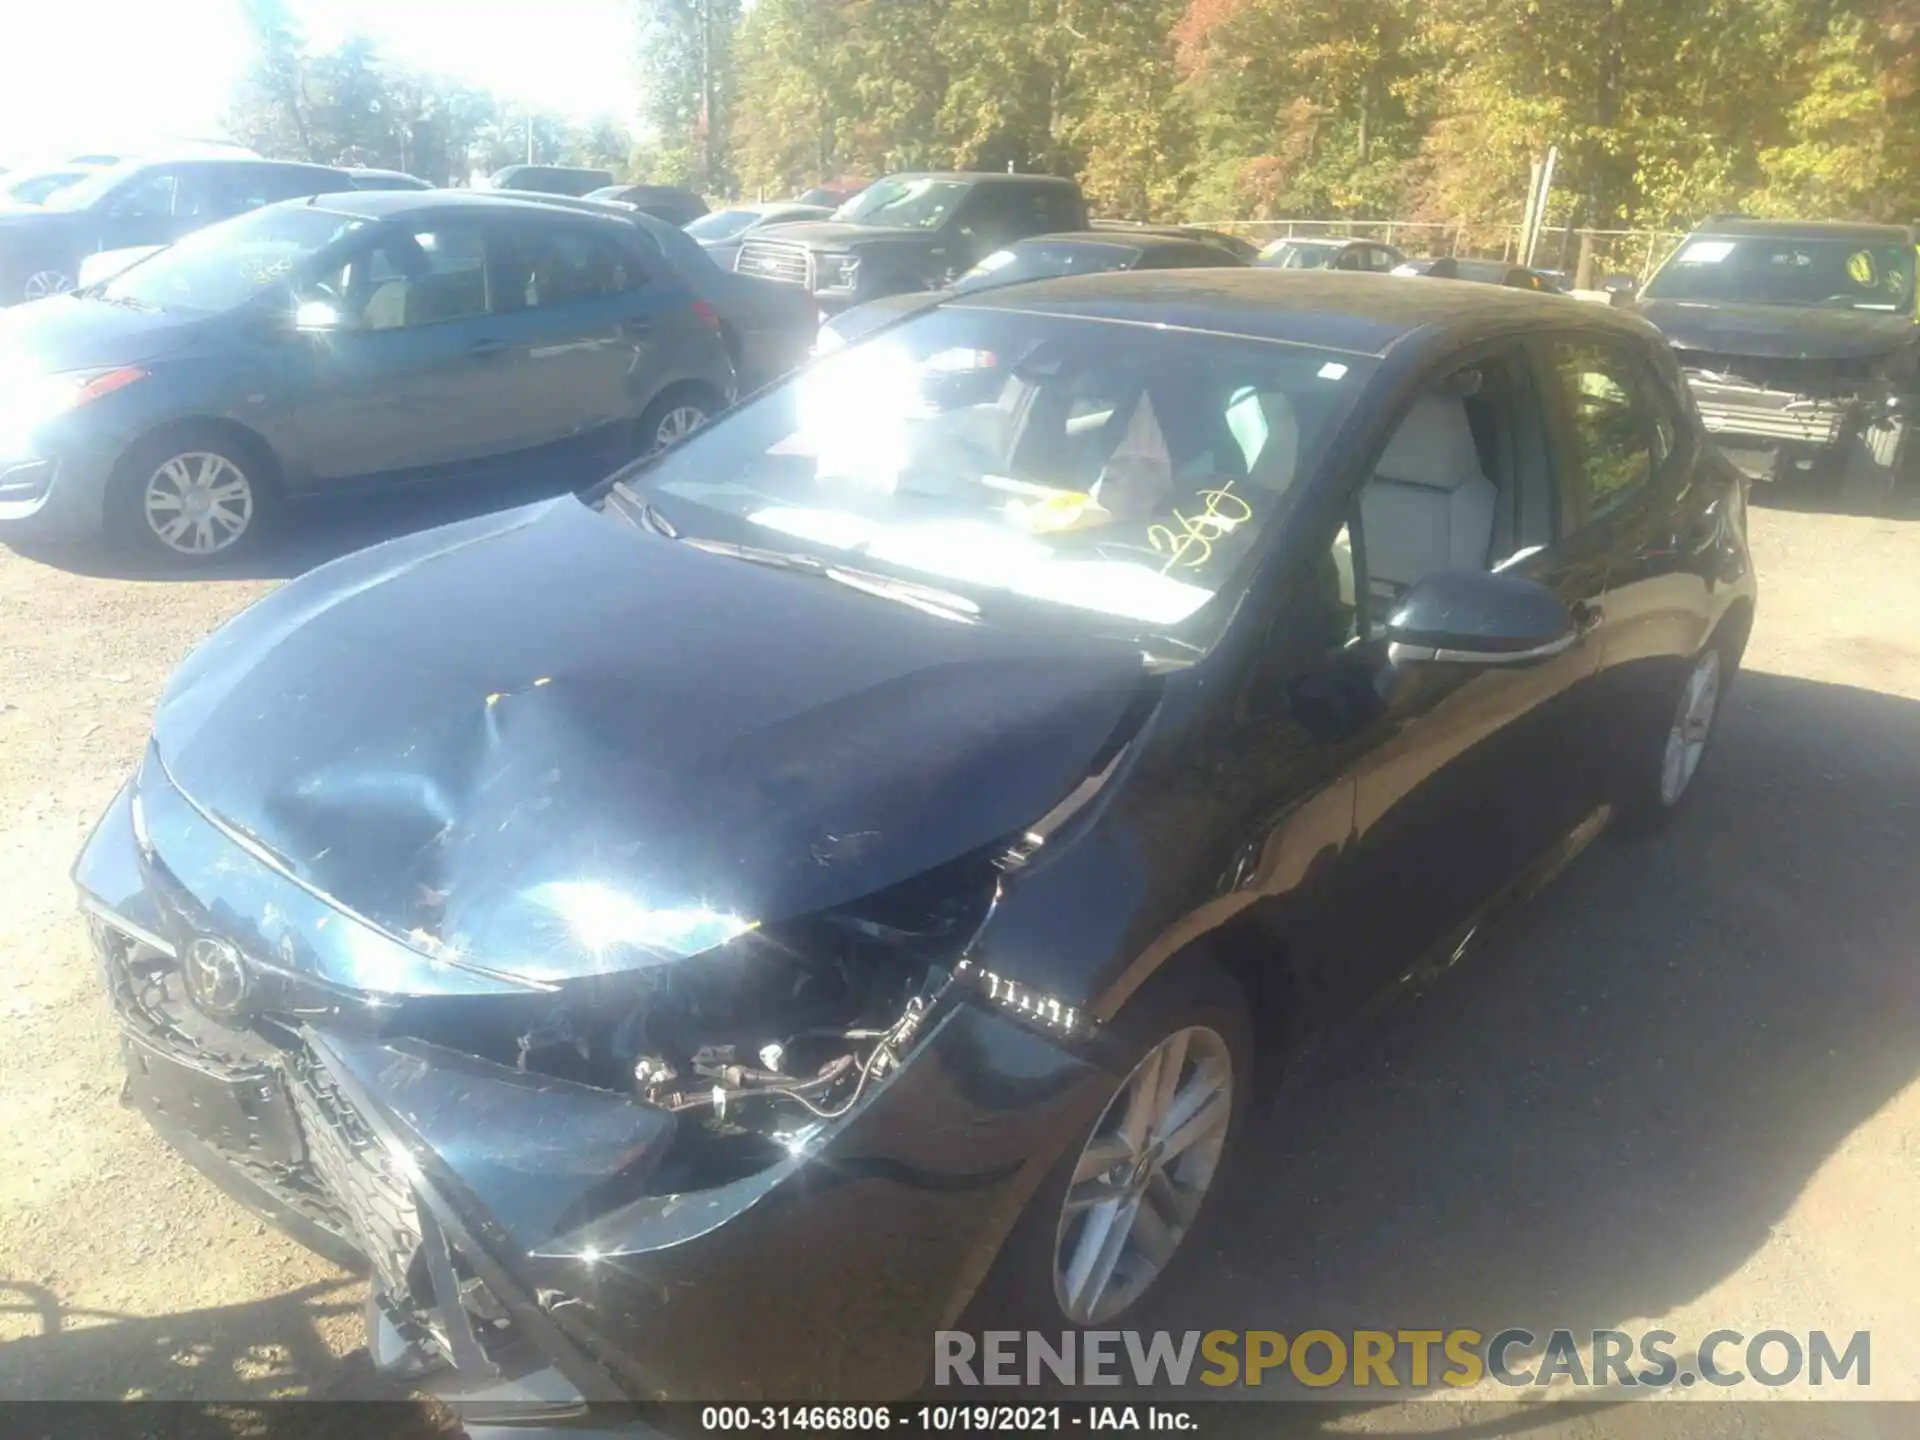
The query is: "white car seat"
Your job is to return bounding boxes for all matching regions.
[1359,394,1497,593]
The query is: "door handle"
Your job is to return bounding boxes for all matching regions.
[621,317,655,337]
[469,338,509,357]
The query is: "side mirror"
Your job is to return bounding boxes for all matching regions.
[1385,570,1577,668]
[1602,273,1638,304]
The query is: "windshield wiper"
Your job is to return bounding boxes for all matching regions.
[86,290,158,312]
[683,537,980,622]
[604,481,677,538]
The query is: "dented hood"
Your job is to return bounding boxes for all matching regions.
[150,497,1145,984]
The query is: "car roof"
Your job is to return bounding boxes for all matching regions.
[951,268,1652,358]
[883,171,1077,186]
[1689,217,1915,244]
[1006,231,1190,250]
[304,189,613,221]
[124,154,336,172]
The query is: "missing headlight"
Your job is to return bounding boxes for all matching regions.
[378,850,1000,1189]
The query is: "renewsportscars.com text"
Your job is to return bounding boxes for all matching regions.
[934,1328,1871,1391]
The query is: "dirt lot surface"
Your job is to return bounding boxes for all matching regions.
[2,485,1917,1428]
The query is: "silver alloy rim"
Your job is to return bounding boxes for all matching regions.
[1052,1025,1232,1324]
[22,269,73,301]
[1660,647,1722,806]
[143,451,254,556]
[655,405,707,448]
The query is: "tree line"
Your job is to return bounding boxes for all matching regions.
[229,0,1920,231]
[672,0,1920,230]
[225,0,631,184]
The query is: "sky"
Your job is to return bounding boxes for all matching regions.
[0,0,636,168]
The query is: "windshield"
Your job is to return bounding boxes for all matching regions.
[4,170,90,206]
[686,208,762,242]
[42,163,137,212]
[96,205,362,314]
[610,307,1371,633]
[831,177,970,230]
[1260,241,1341,269]
[954,241,1139,293]
[1644,235,1918,311]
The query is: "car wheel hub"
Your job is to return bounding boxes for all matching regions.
[1660,647,1721,806]
[657,405,706,446]
[144,452,254,557]
[23,270,72,301]
[1051,1024,1231,1325]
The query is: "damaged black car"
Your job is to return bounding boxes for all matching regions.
[1617,217,1919,509]
[76,271,1755,1421]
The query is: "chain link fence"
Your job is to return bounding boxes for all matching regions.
[1192,218,1686,284]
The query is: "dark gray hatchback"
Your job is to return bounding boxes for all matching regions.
[0,190,736,564]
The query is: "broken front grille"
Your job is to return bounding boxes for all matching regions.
[92,913,361,1247]
[1690,394,1849,445]
[290,1055,424,1299]
[735,239,812,287]
[1671,348,1875,392]
[1676,354,1855,447]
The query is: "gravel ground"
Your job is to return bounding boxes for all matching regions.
[1,483,1917,1426]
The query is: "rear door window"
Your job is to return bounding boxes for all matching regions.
[1034,186,1084,233]
[103,170,180,219]
[505,223,645,309]
[202,165,331,218]
[1545,338,1658,524]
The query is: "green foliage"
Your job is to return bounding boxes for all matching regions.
[226,16,635,187]
[637,0,743,192]
[227,0,1920,225]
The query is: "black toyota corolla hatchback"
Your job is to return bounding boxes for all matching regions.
[75,271,1754,1416]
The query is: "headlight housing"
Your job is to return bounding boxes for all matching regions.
[0,365,147,456]
[815,252,860,292]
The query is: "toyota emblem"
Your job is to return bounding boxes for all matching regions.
[182,936,250,1018]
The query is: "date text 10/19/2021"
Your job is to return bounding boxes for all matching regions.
[699,1407,1194,1432]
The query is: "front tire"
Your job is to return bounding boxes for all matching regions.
[109,428,274,564]
[635,386,718,456]
[1840,415,1906,515]
[976,958,1253,1332]
[1616,636,1736,831]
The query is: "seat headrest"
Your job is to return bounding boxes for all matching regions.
[1375,394,1482,492]
[1246,391,1300,492]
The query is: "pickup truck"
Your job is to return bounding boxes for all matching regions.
[731,171,1089,311]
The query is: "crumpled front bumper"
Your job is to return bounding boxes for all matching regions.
[77,778,1110,1407]
[1681,370,1902,482]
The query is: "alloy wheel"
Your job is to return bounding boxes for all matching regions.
[1659,647,1721,806]
[22,269,73,302]
[654,404,707,449]
[1051,1025,1232,1325]
[143,451,255,557]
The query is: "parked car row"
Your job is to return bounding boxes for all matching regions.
[819,226,1251,347]
[0,185,817,563]
[0,155,434,305]
[19,159,1802,573]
